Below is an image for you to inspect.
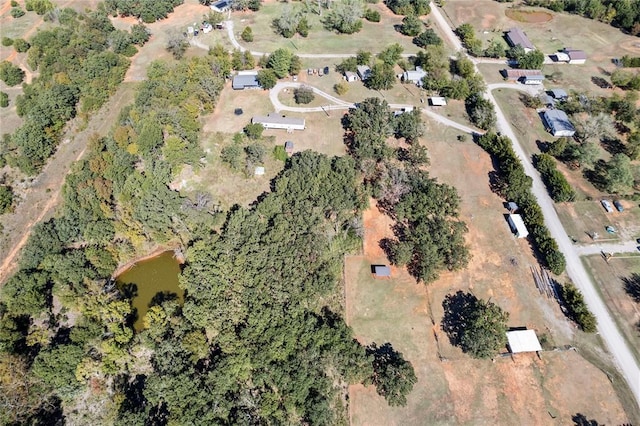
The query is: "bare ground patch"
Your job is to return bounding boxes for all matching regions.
[505,9,553,24]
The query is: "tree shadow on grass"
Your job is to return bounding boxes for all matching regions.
[622,273,640,303]
[441,290,478,348]
[572,413,602,426]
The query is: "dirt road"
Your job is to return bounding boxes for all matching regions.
[428,1,640,407]
[0,84,136,283]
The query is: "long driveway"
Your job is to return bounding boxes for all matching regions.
[429,1,640,406]
[269,82,481,135]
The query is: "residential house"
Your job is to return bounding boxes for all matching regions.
[357,65,371,80]
[232,73,260,90]
[505,27,535,53]
[543,109,576,137]
[252,113,305,131]
[401,66,427,86]
[344,71,358,82]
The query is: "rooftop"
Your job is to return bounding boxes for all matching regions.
[506,27,535,51]
[502,69,542,79]
[253,113,305,127]
[373,265,391,277]
[549,89,568,99]
[544,109,575,132]
[565,48,587,60]
[507,329,542,353]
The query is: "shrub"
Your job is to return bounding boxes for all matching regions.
[0,91,8,108]
[273,145,287,161]
[221,144,242,170]
[10,7,25,18]
[241,26,254,42]
[10,0,18,6]
[1,37,13,47]
[0,185,14,213]
[244,123,264,140]
[25,0,54,15]
[293,85,315,104]
[413,29,441,47]
[560,283,597,332]
[244,143,265,163]
[13,39,30,53]
[364,8,381,22]
[334,82,348,95]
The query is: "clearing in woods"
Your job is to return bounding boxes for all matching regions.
[344,123,631,424]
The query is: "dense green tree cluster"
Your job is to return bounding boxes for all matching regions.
[399,14,424,36]
[366,343,417,406]
[385,0,430,16]
[343,98,468,283]
[294,85,315,104]
[0,60,24,86]
[273,6,310,38]
[266,48,301,78]
[559,283,597,332]
[442,291,509,358]
[0,185,14,214]
[3,9,153,175]
[455,23,483,56]
[533,153,577,202]
[621,55,640,67]
[323,0,364,34]
[525,0,640,35]
[25,0,53,15]
[105,0,183,23]
[385,170,470,283]
[507,46,545,69]
[465,93,497,130]
[478,133,566,274]
[413,28,442,47]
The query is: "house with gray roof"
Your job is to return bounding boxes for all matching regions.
[401,66,426,86]
[232,73,260,90]
[543,109,575,137]
[505,27,535,52]
[357,65,371,80]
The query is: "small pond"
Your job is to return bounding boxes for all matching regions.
[115,251,184,331]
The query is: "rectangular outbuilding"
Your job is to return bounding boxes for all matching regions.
[252,113,305,131]
[507,330,542,353]
[522,75,545,85]
[507,214,529,238]
[372,265,391,278]
[429,96,447,106]
[502,69,543,80]
[402,66,427,86]
[344,71,358,82]
[357,65,371,80]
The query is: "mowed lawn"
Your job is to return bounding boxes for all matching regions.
[230,2,421,54]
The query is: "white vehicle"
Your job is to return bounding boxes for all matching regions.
[601,199,613,213]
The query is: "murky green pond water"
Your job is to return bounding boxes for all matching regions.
[116,251,184,331]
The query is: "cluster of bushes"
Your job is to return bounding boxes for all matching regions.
[478,133,566,274]
[465,92,496,130]
[323,0,365,34]
[455,23,483,56]
[105,0,182,23]
[559,282,597,332]
[621,55,640,67]
[385,0,430,16]
[0,61,24,86]
[25,0,53,15]
[533,153,576,202]
[611,69,640,90]
[273,6,310,38]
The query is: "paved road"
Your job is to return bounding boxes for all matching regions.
[429,1,640,406]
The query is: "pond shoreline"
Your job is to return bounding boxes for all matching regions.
[112,246,185,278]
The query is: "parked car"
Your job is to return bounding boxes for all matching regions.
[601,199,613,213]
[614,200,624,212]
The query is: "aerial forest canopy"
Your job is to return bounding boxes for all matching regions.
[0,52,417,424]
[3,7,149,175]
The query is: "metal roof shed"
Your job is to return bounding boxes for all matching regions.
[372,265,391,278]
[507,330,542,353]
[429,97,447,106]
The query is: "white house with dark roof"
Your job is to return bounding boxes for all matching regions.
[252,113,305,131]
[505,27,535,53]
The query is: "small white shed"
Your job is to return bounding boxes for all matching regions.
[507,214,529,238]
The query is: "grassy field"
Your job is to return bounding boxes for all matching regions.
[443,1,637,98]
[345,129,632,424]
[583,255,640,367]
[229,2,421,55]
